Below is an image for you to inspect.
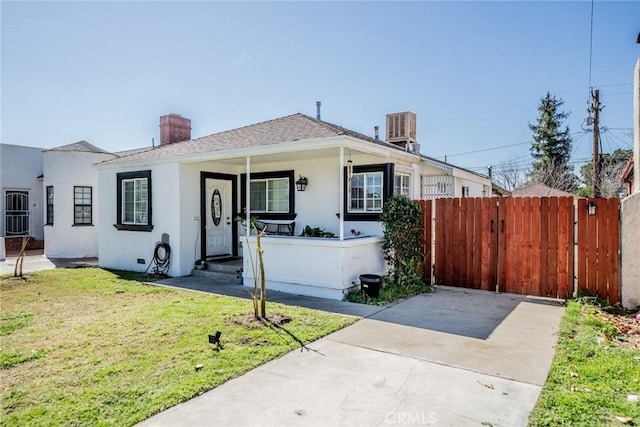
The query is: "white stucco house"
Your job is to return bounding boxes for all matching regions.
[42,141,118,258]
[96,111,492,299]
[0,143,45,256]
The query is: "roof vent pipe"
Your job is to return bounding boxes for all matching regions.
[316,101,321,121]
[374,126,379,141]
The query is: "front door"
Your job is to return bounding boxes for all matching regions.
[205,178,233,257]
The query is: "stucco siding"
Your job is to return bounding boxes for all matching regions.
[43,150,116,257]
[621,192,640,309]
[98,163,183,276]
[0,144,44,240]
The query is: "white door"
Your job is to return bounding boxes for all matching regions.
[206,179,233,257]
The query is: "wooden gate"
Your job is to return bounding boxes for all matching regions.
[498,197,573,299]
[576,198,620,303]
[428,197,620,303]
[433,198,497,291]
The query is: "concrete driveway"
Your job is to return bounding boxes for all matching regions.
[139,286,564,427]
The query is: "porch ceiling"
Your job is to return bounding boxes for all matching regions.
[205,147,339,166]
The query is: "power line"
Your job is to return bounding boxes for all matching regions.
[606,129,634,148]
[438,132,583,159]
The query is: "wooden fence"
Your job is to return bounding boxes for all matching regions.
[421,197,620,303]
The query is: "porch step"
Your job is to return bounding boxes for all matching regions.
[191,258,243,283]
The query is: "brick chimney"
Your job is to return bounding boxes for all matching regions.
[159,113,191,145]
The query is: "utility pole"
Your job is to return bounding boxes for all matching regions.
[591,89,601,198]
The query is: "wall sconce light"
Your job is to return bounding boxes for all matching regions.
[295,175,308,191]
[588,202,596,215]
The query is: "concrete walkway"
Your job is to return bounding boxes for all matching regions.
[140,279,564,427]
[0,251,98,275]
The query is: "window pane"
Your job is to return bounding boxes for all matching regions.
[366,172,383,212]
[123,179,148,224]
[349,174,365,212]
[46,186,54,225]
[250,181,267,211]
[267,178,288,212]
[74,206,92,224]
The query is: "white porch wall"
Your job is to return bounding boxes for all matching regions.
[98,163,183,276]
[43,150,116,258]
[0,144,44,240]
[243,235,386,300]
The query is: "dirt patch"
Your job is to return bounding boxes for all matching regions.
[596,310,640,350]
[225,313,292,328]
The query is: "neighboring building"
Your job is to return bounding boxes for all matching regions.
[42,141,117,258]
[511,183,578,198]
[96,111,493,299]
[491,183,511,197]
[620,156,634,196]
[0,143,45,251]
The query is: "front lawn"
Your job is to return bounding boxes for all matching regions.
[529,300,640,426]
[0,268,355,426]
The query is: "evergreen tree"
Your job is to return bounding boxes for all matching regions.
[528,92,577,191]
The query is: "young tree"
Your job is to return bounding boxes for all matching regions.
[493,156,529,191]
[528,92,577,192]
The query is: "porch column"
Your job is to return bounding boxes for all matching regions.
[339,147,344,240]
[246,156,251,230]
[412,163,421,199]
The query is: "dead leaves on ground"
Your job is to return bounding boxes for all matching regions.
[594,310,640,350]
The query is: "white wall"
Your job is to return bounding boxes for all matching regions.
[455,176,490,198]
[43,150,116,258]
[0,144,44,240]
[633,58,639,194]
[621,192,640,310]
[98,162,183,276]
[243,235,386,300]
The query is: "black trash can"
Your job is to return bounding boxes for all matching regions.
[360,274,381,298]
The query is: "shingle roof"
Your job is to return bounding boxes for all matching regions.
[511,183,578,198]
[99,112,489,181]
[103,114,341,164]
[46,140,111,154]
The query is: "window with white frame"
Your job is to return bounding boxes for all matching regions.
[462,186,470,197]
[4,190,30,236]
[343,163,393,221]
[349,171,383,213]
[241,170,295,220]
[74,186,92,225]
[250,178,289,213]
[115,170,153,231]
[394,173,411,197]
[123,179,147,224]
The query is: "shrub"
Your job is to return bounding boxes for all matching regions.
[379,195,425,288]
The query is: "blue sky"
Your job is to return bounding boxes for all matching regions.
[2,1,638,174]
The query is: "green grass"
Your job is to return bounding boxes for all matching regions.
[346,279,431,305]
[529,300,640,426]
[0,268,355,426]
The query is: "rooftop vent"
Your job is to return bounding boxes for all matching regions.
[385,111,417,149]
